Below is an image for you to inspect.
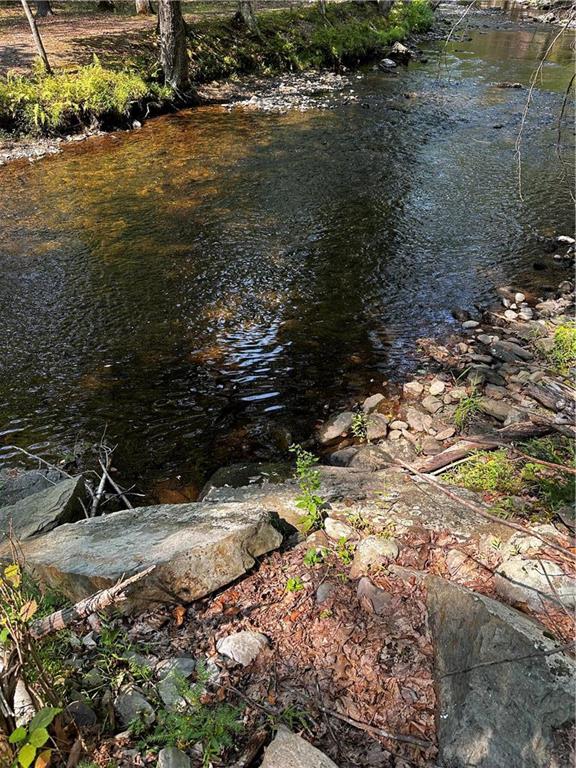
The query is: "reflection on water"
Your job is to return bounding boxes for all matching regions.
[0,16,573,495]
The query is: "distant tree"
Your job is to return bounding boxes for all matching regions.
[235,0,258,33]
[20,0,52,72]
[135,0,153,14]
[157,0,189,94]
[35,0,52,17]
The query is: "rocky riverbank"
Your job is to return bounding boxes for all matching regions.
[0,239,574,766]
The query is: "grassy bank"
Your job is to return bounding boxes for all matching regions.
[0,0,433,136]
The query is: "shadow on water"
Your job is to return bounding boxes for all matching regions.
[0,14,573,497]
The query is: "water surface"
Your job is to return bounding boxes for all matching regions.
[0,11,574,496]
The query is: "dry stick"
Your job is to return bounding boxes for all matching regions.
[30,566,155,640]
[90,456,110,517]
[98,458,133,510]
[318,705,432,749]
[395,459,576,561]
[440,641,574,678]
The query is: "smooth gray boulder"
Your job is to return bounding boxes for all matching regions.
[0,476,85,546]
[114,687,155,727]
[317,412,354,445]
[261,726,338,768]
[12,502,282,606]
[427,576,575,768]
[157,748,191,768]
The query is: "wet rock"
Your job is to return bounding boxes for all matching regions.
[389,41,411,62]
[429,379,446,396]
[405,407,433,433]
[350,535,399,578]
[13,502,282,606]
[114,687,155,727]
[362,393,385,413]
[357,576,394,615]
[199,462,291,500]
[325,518,355,541]
[422,395,443,414]
[495,557,575,611]
[378,58,397,69]
[261,725,338,768]
[366,413,389,441]
[157,747,191,768]
[0,476,85,548]
[403,380,424,399]
[216,631,269,667]
[427,576,575,768]
[317,412,354,444]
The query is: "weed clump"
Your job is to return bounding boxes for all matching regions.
[549,322,576,374]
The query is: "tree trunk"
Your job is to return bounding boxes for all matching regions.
[235,0,258,33]
[135,0,153,14]
[20,0,52,73]
[157,0,189,94]
[318,0,327,15]
[35,0,52,17]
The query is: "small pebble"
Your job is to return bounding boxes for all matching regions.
[462,320,479,329]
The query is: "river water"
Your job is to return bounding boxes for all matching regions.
[0,7,573,498]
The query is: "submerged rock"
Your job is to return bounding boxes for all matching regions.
[0,476,85,547]
[261,725,338,768]
[427,576,575,768]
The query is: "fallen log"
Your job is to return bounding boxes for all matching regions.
[30,566,155,640]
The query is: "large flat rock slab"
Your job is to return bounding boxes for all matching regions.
[12,502,283,605]
[427,576,575,768]
[0,476,85,546]
[0,468,69,507]
[204,466,511,541]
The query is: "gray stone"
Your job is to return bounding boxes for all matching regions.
[388,429,402,440]
[349,536,399,578]
[490,339,534,363]
[158,675,187,712]
[421,436,443,455]
[199,462,291,500]
[362,393,385,413]
[261,725,338,768]
[515,292,526,303]
[504,309,518,321]
[405,407,433,433]
[114,687,155,727]
[519,307,534,321]
[462,320,479,329]
[495,557,575,611]
[357,577,394,615]
[156,657,196,680]
[429,379,446,396]
[379,58,397,69]
[0,468,68,507]
[11,501,282,606]
[66,700,97,728]
[427,576,575,768]
[0,476,85,546]
[449,387,468,401]
[348,445,392,471]
[157,747,191,768]
[479,398,513,422]
[403,380,424,399]
[477,334,496,346]
[317,412,354,444]
[328,447,358,467]
[325,518,354,541]
[435,426,456,441]
[316,581,336,604]
[216,631,268,666]
[389,420,408,430]
[366,413,389,441]
[422,395,443,414]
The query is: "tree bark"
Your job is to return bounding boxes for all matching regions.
[157,0,189,94]
[20,0,52,73]
[235,0,258,33]
[135,0,153,14]
[35,1,52,17]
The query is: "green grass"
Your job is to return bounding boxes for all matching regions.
[444,450,523,495]
[453,388,482,430]
[0,59,171,134]
[549,322,576,374]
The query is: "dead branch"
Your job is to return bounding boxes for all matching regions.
[394,459,576,560]
[30,566,155,640]
[99,459,133,510]
[318,705,432,748]
[440,641,574,678]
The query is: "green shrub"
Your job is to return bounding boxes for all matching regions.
[444,450,522,494]
[549,322,576,374]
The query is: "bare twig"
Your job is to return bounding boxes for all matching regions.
[318,705,432,748]
[30,566,155,640]
[99,459,133,510]
[395,459,576,560]
[441,641,574,678]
